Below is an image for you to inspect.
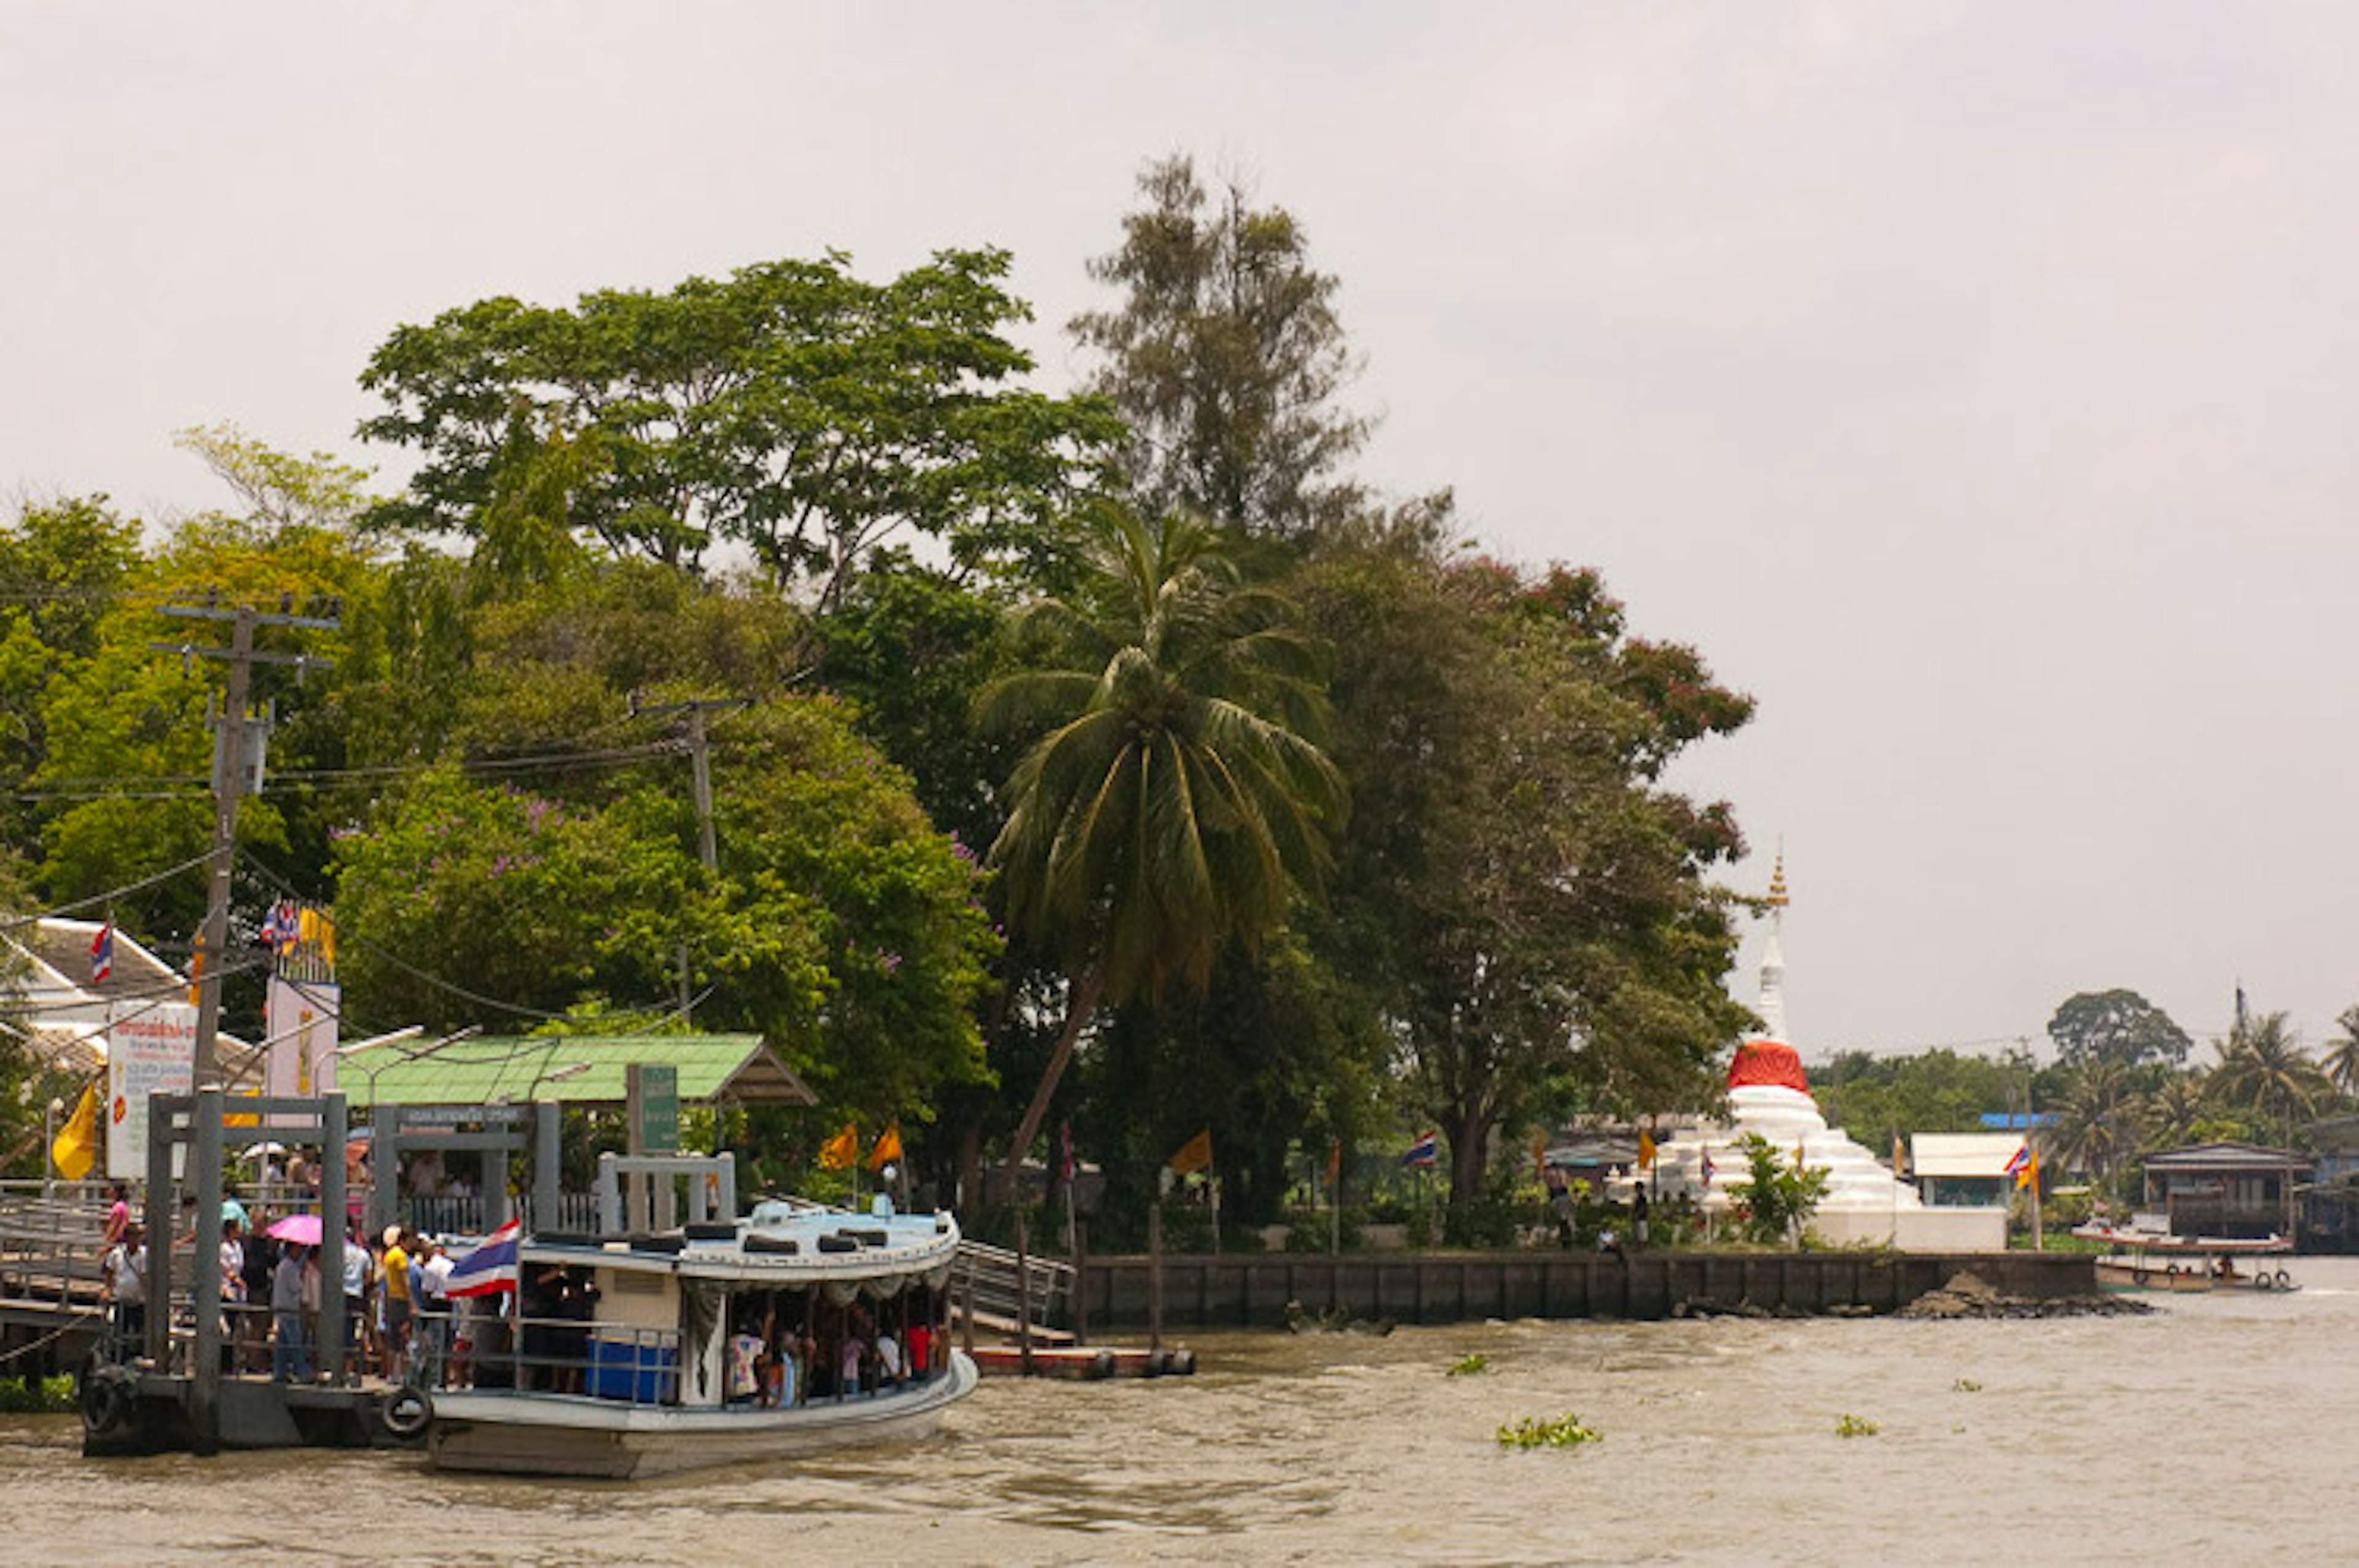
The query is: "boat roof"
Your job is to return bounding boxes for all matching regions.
[519,1201,960,1284]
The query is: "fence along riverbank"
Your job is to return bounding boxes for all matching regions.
[1073,1249,2095,1330]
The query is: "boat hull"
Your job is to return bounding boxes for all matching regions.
[426,1353,979,1480]
[2094,1258,2215,1293]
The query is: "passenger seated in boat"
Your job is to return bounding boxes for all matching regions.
[726,1330,764,1405]
[875,1328,903,1386]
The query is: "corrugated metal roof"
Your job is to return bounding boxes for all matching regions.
[1911,1133,2027,1178]
[340,1034,815,1109]
[2142,1141,2309,1171]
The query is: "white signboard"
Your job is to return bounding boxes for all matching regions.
[265,975,340,1106]
[106,1000,197,1180]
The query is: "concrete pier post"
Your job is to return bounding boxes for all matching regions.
[319,1092,348,1385]
[370,1106,401,1241]
[533,1101,561,1232]
[143,1096,177,1368]
[190,1085,225,1456]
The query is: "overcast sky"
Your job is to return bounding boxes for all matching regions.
[4,3,2354,1063]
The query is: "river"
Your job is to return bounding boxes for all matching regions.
[8,1258,2354,1564]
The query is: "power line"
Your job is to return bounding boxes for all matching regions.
[3,738,688,803]
[235,851,719,1031]
[0,848,222,934]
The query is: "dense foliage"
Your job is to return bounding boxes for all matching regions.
[0,154,1791,1226]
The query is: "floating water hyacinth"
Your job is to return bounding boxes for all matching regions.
[1446,1354,1489,1377]
[1835,1413,1880,1438]
[1496,1413,1600,1449]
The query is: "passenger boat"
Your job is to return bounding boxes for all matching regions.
[420,1196,976,1479]
[2073,1222,2299,1295]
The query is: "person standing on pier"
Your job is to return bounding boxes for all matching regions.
[101,1222,146,1359]
[272,1242,311,1382]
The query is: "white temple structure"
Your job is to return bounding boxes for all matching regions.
[1648,855,2007,1252]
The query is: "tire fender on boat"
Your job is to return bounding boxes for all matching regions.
[2253,1270,2274,1290]
[2274,1269,2292,1289]
[381,1386,434,1440]
[79,1367,133,1437]
[2163,1264,2180,1279]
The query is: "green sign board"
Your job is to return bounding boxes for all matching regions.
[633,1063,679,1153]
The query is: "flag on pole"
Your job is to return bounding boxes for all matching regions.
[1401,1130,1438,1169]
[1892,1134,1907,1176]
[818,1123,859,1170]
[1700,1149,1716,1185]
[88,921,113,985]
[1638,1129,1659,1169]
[1059,1122,1076,1187]
[2009,1143,2041,1190]
[51,1083,98,1180]
[1167,1129,1214,1176]
[866,1124,902,1172]
[445,1220,522,1298]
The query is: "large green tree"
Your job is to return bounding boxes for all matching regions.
[1301,527,1753,1235]
[1071,155,1369,539]
[359,250,1121,603]
[2046,989,2194,1071]
[981,506,1346,1187]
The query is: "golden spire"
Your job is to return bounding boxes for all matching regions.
[1767,844,1788,908]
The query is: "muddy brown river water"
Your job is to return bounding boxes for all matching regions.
[7,1258,2355,1564]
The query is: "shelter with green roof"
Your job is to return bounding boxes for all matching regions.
[340,1033,816,1110]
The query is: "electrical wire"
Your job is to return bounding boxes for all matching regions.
[235,851,720,1031]
[6,739,687,803]
[0,849,222,934]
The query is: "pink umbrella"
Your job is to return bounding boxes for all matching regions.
[267,1212,323,1246]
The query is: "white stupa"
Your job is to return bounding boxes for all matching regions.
[1651,854,2006,1250]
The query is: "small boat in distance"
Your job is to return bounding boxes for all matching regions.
[421,1192,976,1479]
[2073,1222,2299,1295]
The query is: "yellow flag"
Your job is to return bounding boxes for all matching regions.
[819,1123,858,1170]
[52,1083,98,1181]
[1638,1129,1658,1169]
[2016,1147,2040,1190]
[866,1124,902,1172]
[1892,1134,1907,1176]
[1168,1129,1213,1176]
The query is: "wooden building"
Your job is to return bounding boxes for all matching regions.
[2139,1142,2309,1239]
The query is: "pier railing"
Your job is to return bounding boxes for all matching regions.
[955,1238,1074,1332]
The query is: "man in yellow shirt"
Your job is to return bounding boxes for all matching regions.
[381,1226,412,1376]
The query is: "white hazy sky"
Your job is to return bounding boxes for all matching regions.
[4,3,2355,1060]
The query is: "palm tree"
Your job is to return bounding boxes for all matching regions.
[982,506,1346,1187]
[2046,1059,2135,1194]
[2140,1074,2210,1150]
[2322,1005,2359,1100]
[2211,1010,2330,1142]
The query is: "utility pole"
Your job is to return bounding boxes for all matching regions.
[630,696,750,1021]
[154,598,337,1084]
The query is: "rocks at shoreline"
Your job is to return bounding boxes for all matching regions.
[1670,1270,2154,1322]
[1896,1269,2154,1320]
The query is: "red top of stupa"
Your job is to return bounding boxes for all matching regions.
[1727,1037,1809,1094]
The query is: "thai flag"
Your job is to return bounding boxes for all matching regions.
[445,1219,522,1298]
[2003,1142,2032,1180]
[1401,1131,1439,1169]
[89,921,113,985]
[1701,1149,1716,1184]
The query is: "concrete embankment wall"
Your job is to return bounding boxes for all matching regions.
[1076,1251,2093,1330]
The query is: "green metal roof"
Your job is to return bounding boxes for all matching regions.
[338,1033,816,1110]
